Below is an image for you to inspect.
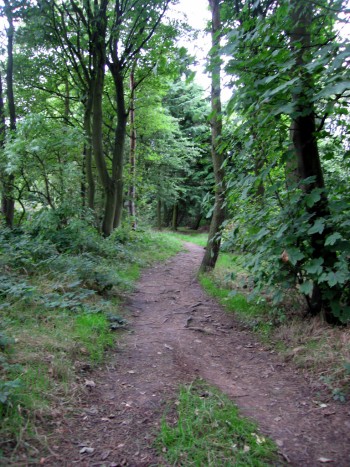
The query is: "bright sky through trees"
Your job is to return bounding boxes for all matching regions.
[169,0,211,93]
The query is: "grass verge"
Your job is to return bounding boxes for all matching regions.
[0,228,183,463]
[156,379,278,466]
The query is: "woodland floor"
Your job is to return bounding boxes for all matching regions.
[35,242,350,466]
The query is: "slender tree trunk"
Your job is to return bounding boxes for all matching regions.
[84,97,95,210]
[191,213,202,231]
[128,64,137,229]
[0,71,7,220]
[2,0,16,228]
[289,0,338,323]
[200,0,226,273]
[171,203,178,231]
[89,1,114,237]
[64,77,70,122]
[157,198,162,231]
[111,65,128,230]
[254,143,265,200]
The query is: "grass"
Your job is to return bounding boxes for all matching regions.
[199,252,271,333]
[163,228,209,247]
[0,228,183,463]
[156,380,278,466]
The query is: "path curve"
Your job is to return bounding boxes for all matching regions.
[50,242,350,466]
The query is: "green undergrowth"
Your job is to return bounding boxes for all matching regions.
[156,380,278,466]
[0,224,183,462]
[200,253,272,337]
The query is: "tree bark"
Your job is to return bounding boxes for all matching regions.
[89,1,114,237]
[171,203,178,231]
[84,95,95,210]
[200,0,226,273]
[128,64,137,229]
[2,0,16,228]
[289,0,338,323]
[110,64,128,230]
[157,198,162,231]
[191,213,202,231]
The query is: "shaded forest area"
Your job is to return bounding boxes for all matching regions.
[0,0,350,463]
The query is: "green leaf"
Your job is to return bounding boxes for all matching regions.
[254,228,270,240]
[304,258,324,275]
[287,248,304,266]
[324,232,343,246]
[307,218,325,235]
[305,189,322,208]
[324,270,349,287]
[299,281,313,295]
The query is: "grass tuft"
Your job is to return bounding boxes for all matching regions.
[156,380,277,466]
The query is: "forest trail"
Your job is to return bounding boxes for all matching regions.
[49,242,350,466]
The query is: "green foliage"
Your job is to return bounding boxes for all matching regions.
[156,380,277,466]
[224,172,350,321]
[221,0,350,322]
[3,114,84,212]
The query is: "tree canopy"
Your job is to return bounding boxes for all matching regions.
[0,0,349,323]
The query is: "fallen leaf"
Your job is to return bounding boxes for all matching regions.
[243,445,250,453]
[101,450,111,461]
[276,439,284,447]
[84,380,96,388]
[274,417,282,422]
[252,433,266,444]
[80,447,94,454]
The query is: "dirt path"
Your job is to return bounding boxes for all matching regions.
[48,242,350,466]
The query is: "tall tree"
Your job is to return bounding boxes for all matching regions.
[223,0,350,323]
[1,0,17,228]
[200,0,226,272]
[128,62,137,228]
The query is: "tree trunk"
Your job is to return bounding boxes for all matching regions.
[109,62,128,230]
[128,64,137,229]
[171,203,178,231]
[191,213,202,231]
[157,198,162,231]
[2,0,16,228]
[84,98,95,210]
[289,0,338,323]
[64,77,70,122]
[0,70,7,220]
[200,0,226,273]
[90,1,114,236]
